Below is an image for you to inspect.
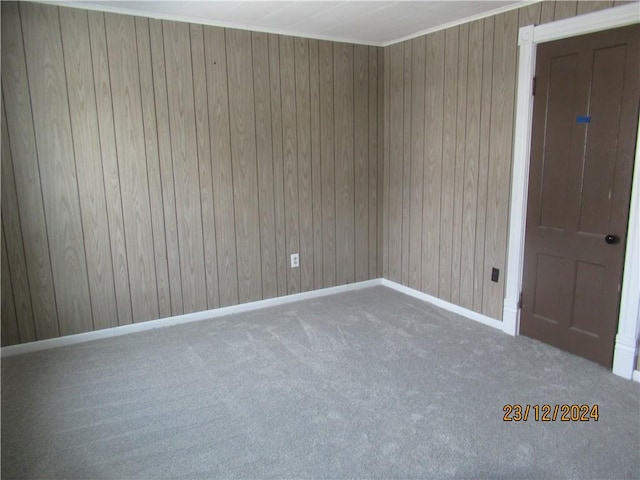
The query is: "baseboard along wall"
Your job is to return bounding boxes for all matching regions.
[4,278,637,383]
[1,279,506,357]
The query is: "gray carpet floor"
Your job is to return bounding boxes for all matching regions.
[2,286,639,479]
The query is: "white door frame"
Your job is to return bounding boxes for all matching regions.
[503,3,640,379]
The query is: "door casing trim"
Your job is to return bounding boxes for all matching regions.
[504,3,640,379]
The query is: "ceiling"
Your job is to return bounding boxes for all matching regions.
[51,1,533,46]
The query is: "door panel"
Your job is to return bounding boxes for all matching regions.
[539,54,578,230]
[521,25,639,367]
[579,44,628,235]
[571,261,605,335]
[531,253,572,325]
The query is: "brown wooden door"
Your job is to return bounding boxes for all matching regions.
[521,25,640,367]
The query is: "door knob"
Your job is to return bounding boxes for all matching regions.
[605,234,620,244]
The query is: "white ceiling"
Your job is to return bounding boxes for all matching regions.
[51,1,533,46]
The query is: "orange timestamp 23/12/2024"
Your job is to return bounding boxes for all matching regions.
[503,404,599,422]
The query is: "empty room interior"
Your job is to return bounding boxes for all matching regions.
[2,0,639,478]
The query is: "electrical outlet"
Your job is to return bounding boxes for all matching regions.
[491,267,499,283]
[290,253,299,268]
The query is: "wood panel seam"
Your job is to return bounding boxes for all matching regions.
[103,12,136,323]
[58,6,99,331]
[135,17,163,317]
[19,3,63,337]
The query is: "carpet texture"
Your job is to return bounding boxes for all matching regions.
[2,286,639,479]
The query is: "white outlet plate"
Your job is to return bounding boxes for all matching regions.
[290,253,299,268]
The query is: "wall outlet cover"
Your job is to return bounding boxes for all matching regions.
[491,267,499,283]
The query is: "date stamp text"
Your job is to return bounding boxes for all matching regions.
[503,404,599,422]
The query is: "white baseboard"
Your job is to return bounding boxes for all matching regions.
[1,279,382,358]
[380,279,503,331]
[5,277,633,380]
[612,334,639,379]
[0,278,503,357]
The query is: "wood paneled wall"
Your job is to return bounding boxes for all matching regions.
[1,1,627,346]
[1,2,381,345]
[381,0,621,320]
